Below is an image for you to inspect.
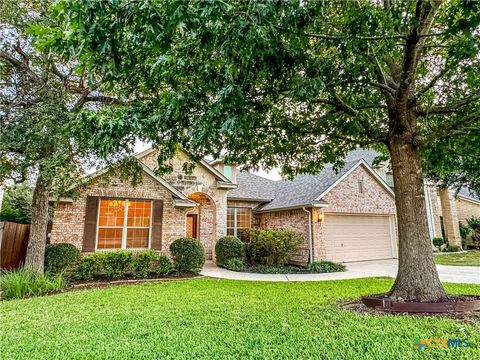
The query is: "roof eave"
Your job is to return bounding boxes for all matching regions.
[255,202,329,213]
[217,181,238,190]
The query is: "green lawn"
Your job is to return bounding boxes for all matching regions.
[434,251,480,266]
[1,278,479,359]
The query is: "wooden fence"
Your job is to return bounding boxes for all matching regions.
[0,221,30,270]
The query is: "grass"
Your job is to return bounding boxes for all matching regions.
[434,251,480,266]
[1,278,479,359]
[0,269,66,300]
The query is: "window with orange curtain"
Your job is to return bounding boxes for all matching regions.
[97,199,152,250]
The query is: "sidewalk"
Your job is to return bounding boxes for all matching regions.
[200,259,480,284]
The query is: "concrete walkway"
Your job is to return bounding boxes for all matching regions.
[201,259,480,284]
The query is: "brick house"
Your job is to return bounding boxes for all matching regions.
[50,148,480,264]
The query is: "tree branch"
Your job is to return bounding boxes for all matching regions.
[422,110,480,144]
[415,65,451,99]
[417,93,480,115]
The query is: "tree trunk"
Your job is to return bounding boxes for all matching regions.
[388,133,446,302]
[23,176,50,273]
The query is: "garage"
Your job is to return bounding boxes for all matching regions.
[324,214,396,262]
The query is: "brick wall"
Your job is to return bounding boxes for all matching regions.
[456,198,480,223]
[51,171,187,254]
[51,149,231,258]
[257,209,311,264]
[315,165,397,261]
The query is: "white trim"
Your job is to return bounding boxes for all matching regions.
[314,160,395,201]
[457,195,480,206]
[424,183,435,239]
[255,202,328,213]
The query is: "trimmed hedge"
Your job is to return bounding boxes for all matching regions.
[170,238,205,273]
[75,253,104,280]
[246,229,304,267]
[215,236,245,267]
[74,250,169,280]
[44,243,81,276]
[157,255,173,275]
[131,250,158,278]
[432,237,444,248]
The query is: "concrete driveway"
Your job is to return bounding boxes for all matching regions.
[201,259,480,284]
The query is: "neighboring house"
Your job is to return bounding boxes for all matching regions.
[50,147,480,264]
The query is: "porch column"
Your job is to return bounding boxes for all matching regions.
[438,188,462,247]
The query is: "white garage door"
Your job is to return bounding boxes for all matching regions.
[324,214,396,262]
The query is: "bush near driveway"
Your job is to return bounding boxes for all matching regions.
[246,228,304,267]
[170,237,205,273]
[1,278,479,359]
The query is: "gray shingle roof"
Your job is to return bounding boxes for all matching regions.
[227,172,277,201]
[457,187,480,203]
[256,161,358,211]
[229,159,361,211]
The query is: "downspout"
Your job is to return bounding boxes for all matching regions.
[302,207,314,264]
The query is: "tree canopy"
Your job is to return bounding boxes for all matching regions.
[29,0,480,301]
[36,0,480,184]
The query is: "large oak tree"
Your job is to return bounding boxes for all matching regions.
[39,0,480,301]
[1,0,141,273]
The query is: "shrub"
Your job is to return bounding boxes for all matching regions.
[102,251,133,278]
[215,236,245,267]
[44,243,81,276]
[156,255,173,275]
[246,229,304,267]
[75,253,105,280]
[0,269,66,300]
[131,250,158,278]
[466,217,480,246]
[223,258,245,271]
[170,237,205,273]
[444,245,460,252]
[432,237,444,248]
[459,222,471,240]
[307,261,346,273]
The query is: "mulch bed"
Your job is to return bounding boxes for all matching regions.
[70,273,202,291]
[342,297,480,324]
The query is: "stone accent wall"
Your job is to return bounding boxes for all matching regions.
[456,198,480,223]
[140,149,228,241]
[51,172,187,255]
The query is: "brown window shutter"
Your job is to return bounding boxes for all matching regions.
[151,200,163,250]
[82,196,99,252]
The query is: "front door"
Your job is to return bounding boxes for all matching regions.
[186,214,198,239]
